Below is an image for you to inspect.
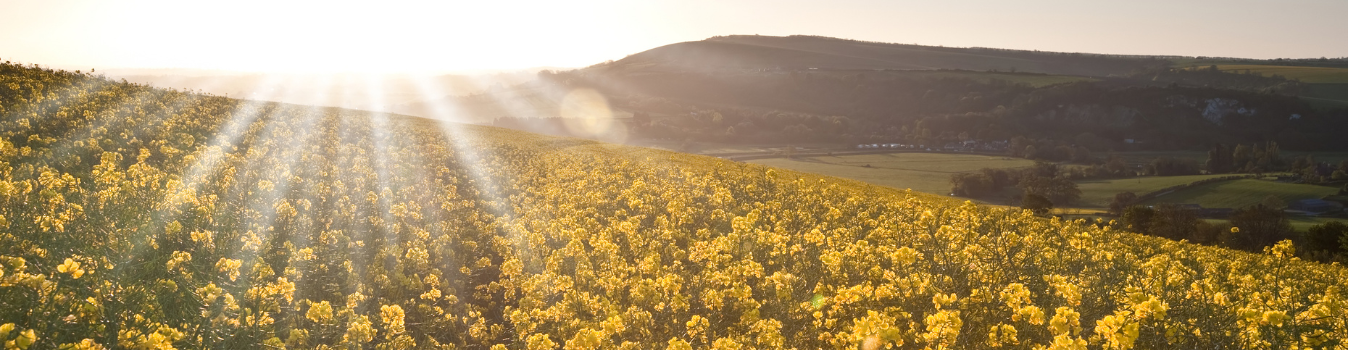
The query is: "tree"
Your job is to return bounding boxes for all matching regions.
[1261,195,1287,210]
[1304,221,1348,255]
[1290,155,1311,172]
[1192,220,1227,245]
[1224,205,1293,251]
[1021,193,1053,216]
[1070,146,1093,164]
[1257,142,1282,170]
[1205,143,1233,174]
[980,168,1013,189]
[1030,161,1060,178]
[1146,157,1200,176]
[1232,144,1253,172]
[950,173,994,197]
[1121,206,1157,233]
[1023,145,1039,159]
[1103,155,1132,177]
[1147,204,1200,241]
[1108,192,1138,215]
[1018,175,1081,204]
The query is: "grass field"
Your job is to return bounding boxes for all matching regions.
[1213,65,1348,84]
[1170,63,1348,109]
[1110,151,1348,167]
[1141,178,1340,209]
[1074,174,1244,208]
[1302,83,1348,109]
[1203,217,1348,232]
[1289,217,1348,232]
[748,152,1035,196]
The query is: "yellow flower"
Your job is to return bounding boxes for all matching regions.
[1261,311,1287,327]
[306,301,333,323]
[1048,307,1081,336]
[380,304,406,337]
[986,324,1018,347]
[343,315,375,344]
[14,329,36,349]
[57,258,84,279]
[922,310,962,347]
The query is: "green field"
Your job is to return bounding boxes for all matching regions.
[1111,151,1348,167]
[1204,217,1348,232]
[751,151,1345,213]
[1302,83,1348,109]
[1074,174,1244,209]
[1214,65,1348,84]
[1141,178,1340,209]
[1170,63,1348,108]
[748,152,1035,196]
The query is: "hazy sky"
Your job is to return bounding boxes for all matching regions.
[3,0,1346,73]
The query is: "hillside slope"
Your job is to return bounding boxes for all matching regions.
[605,35,1166,77]
[0,62,1345,349]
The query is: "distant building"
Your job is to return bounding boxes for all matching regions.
[1288,199,1345,215]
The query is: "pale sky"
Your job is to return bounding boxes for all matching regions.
[2,0,1346,74]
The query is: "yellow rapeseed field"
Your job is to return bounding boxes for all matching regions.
[0,62,1345,349]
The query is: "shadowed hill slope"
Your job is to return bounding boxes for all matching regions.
[603,35,1168,77]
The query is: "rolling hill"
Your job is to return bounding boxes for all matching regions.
[2,60,1346,348]
[602,35,1166,77]
[400,35,1346,156]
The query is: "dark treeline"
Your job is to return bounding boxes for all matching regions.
[1203,142,1348,182]
[1120,203,1348,263]
[1137,65,1307,94]
[949,161,1083,206]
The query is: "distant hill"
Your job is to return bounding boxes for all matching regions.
[406,35,1348,153]
[600,35,1167,77]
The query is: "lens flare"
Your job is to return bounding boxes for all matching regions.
[559,88,627,143]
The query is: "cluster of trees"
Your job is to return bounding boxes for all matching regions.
[1007,136,1098,162]
[949,161,1081,207]
[1304,221,1348,262]
[1204,142,1348,183]
[1121,203,1348,262]
[1204,142,1285,174]
[1287,156,1348,184]
[1136,65,1306,94]
[1145,157,1202,176]
[1122,205,1287,250]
